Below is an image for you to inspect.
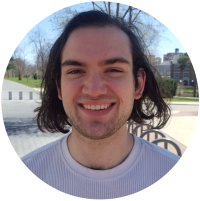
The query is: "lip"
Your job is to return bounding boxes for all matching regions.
[78,103,116,118]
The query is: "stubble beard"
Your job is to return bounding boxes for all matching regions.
[67,107,132,140]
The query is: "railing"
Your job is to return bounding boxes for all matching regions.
[127,120,182,156]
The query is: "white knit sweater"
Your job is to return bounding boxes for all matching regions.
[22,134,180,199]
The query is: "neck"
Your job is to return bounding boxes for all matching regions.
[67,124,134,170]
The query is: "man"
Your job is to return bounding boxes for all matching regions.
[22,10,179,199]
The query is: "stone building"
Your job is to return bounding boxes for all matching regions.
[155,49,182,78]
[155,48,196,84]
[170,53,196,86]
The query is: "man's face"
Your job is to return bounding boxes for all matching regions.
[58,26,139,140]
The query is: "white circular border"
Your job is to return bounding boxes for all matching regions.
[0,0,199,200]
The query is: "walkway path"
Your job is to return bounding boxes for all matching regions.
[1,79,40,100]
[1,79,67,157]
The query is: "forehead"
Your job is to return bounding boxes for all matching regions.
[62,26,132,63]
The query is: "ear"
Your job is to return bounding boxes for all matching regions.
[134,68,146,100]
[56,79,62,100]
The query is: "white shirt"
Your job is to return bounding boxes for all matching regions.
[22,134,180,199]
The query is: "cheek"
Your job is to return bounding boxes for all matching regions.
[61,79,87,119]
[109,76,135,97]
[60,77,82,103]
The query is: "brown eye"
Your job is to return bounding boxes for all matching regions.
[68,70,83,74]
[107,69,122,73]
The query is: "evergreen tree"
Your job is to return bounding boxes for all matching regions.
[6,57,16,77]
[177,53,197,97]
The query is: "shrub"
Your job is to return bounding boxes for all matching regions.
[34,73,38,80]
[157,78,177,98]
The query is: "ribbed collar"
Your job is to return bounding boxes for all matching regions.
[61,133,142,180]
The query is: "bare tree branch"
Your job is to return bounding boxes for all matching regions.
[50,2,167,56]
[13,58,25,79]
[129,6,133,25]
[132,10,141,23]
[116,3,120,17]
[122,6,130,19]
[29,28,52,79]
[92,1,105,12]
[92,1,95,10]
[50,7,77,31]
[133,20,144,25]
[108,2,111,15]
[103,1,108,13]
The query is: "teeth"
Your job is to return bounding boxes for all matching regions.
[91,105,96,110]
[83,104,111,110]
[95,105,100,110]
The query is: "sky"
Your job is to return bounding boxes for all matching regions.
[18,2,186,64]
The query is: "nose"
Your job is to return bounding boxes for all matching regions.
[82,71,107,97]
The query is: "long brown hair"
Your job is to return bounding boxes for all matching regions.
[34,10,171,133]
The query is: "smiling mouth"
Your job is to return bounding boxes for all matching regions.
[79,103,115,110]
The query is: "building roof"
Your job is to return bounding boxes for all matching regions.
[172,54,182,64]
[157,60,171,67]
[158,53,183,66]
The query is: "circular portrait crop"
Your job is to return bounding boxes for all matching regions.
[1,1,199,200]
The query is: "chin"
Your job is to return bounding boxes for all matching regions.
[73,121,124,140]
[77,127,115,140]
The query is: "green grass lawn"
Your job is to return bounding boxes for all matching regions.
[4,77,42,88]
[164,97,199,102]
[183,89,199,93]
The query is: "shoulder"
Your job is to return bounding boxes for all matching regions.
[21,136,65,165]
[136,136,180,162]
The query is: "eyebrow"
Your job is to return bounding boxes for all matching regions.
[61,57,131,67]
[61,60,85,67]
[99,57,130,66]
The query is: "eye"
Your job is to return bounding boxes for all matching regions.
[106,68,123,73]
[68,69,84,74]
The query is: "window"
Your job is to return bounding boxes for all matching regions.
[174,65,179,70]
[174,64,188,70]
[174,72,180,80]
[183,72,189,78]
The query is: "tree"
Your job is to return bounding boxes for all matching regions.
[29,28,52,79]
[13,43,31,81]
[177,53,197,97]
[177,53,191,70]
[6,57,16,77]
[50,7,78,31]
[23,64,32,83]
[50,2,166,55]
[13,58,25,80]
